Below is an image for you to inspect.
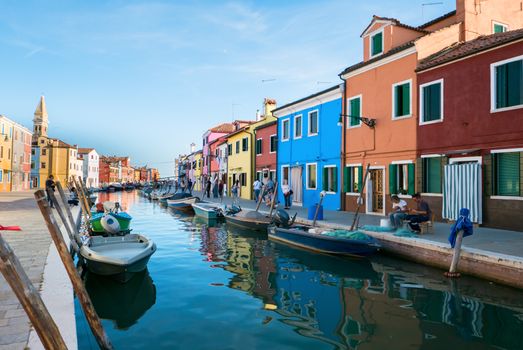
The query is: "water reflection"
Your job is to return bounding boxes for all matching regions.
[198,224,523,350]
[85,269,156,330]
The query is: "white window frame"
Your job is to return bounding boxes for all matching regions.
[307,109,319,136]
[419,78,444,125]
[489,148,523,200]
[269,134,277,154]
[281,119,290,142]
[492,21,508,33]
[369,28,384,58]
[323,164,337,194]
[490,55,523,113]
[345,163,362,196]
[255,138,262,157]
[306,162,317,190]
[293,114,302,139]
[391,79,412,120]
[281,165,290,185]
[347,95,362,129]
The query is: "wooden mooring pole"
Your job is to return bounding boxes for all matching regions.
[34,190,113,350]
[445,230,464,278]
[268,183,279,218]
[0,234,67,350]
[56,182,82,240]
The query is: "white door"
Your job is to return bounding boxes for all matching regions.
[291,166,302,205]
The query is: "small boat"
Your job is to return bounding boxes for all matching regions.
[268,225,381,257]
[224,210,271,231]
[80,234,157,283]
[90,209,132,235]
[167,196,200,213]
[192,202,225,220]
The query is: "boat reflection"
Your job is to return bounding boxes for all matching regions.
[85,269,156,330]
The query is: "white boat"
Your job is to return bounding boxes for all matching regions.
[166,196,200,212]
[80,234,156,283]
[191,202,225,220]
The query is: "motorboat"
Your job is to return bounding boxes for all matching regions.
[191,202,225,220]
[167,195,200,213]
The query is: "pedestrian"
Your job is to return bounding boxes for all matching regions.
[188,178,193,195]
[218,180,224,202]
[174,180,179,193]
[212,175,219,198]
[205,179,211,198]
[231,180,240,206]
[253,178,262,202]
[264,176,275,205]
[282,180,292,209]
[45,175,56,208]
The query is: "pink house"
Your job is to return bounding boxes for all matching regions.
[202,123,235,181]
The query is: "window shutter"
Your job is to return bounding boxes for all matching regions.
[507,60,523,108]
[402,83,410,116]
[408,163,415,195]
[322,167,328,191]
[358,166,363,192]
[389,164,397,194]
[372,32,382,55]
[497,152,520,196]
[350,98,360,126]
[395,85,401,117]
[430,84,441,121]
[333,167,338,192]
[496,64,508,108]
[343,167,349,192]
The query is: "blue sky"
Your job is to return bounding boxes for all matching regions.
[0,0,455,176]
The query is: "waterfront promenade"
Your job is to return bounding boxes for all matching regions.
[193,191,523,288]
[0,191,77,350]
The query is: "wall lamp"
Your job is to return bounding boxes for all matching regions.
[339,114,377,128]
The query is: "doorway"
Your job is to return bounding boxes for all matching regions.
[290,166,303,205]
[366,168,384,215]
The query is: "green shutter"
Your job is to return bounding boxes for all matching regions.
[507,60,523,108]
[343,167,350,192]
[427,157,442,193]
[389,164,397,194]
[333,166,338,192]
[423,83,441,122]
[372,32,383,56]
[496,64,508,108]
[322,167,328,191]
[497,152,520,196]
[494,24,506,33]
[407,163,415,195]
[350,98,360,126]
[357,166,363,192]
[402,83,410,116]
[394,85,401,117]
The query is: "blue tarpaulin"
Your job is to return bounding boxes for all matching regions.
[448,208,474,248]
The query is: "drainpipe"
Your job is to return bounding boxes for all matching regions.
[339,81,347,211]
[245,128,255,200]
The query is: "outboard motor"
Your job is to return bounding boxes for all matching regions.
[273,209,297,228]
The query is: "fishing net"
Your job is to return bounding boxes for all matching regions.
[322,230,373,241]
[393,229,418,238]
[360,225,395,232]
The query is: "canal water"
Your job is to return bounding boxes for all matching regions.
[76,191,523,350]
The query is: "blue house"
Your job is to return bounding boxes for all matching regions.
[273,85,342,211]
[30,146,40,188]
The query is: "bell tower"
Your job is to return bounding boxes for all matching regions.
[33,95,48,142]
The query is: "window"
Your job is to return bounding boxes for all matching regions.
[306,163,317,189]
[270,170,276,181]
[308,110,318,135]
[492,56,523,111]
[240,172,247,186]
[294,115,302,139]
[492,152,520,196]
[322,166,337,192]
[256,171,262,181]
[0,171,2,183]
[370,30,383,56]
[270,135,277,153]
[282,165,289,184]
[235,141,240,154]
[7,172,10,182]
[242,137,248,152]
[389,163,415,195]
[31,149,35,155]
[422,157,442,193]
[282,119,290,141]
[343,166,362,193]
[255,139,262,155]
[41,162,46,169]
[493,22,508,33]
[31,162,35,169]
[227,144,232,156]
[420,80,443,124]
[348,96,362,127]
[392,80,411,118]
[42,149,47,156]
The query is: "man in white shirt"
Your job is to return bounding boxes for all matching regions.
[389,195,408,229]
[253,179,262,202]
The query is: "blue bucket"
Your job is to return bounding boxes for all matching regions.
[308,204,324,220]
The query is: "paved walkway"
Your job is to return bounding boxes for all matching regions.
[0,191,77,350]
[193,191,523,258]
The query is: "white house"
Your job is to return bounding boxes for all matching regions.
[78,148,100,188]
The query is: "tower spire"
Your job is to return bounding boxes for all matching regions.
[33,95,49,141]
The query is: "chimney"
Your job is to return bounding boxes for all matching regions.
[190,142,196,153]
[256,109,261,121]
[264,98,277,118]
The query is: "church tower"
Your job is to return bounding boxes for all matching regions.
[32,95,48,142]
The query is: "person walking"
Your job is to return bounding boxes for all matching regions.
[205,179,211,198]
[253,178,262,202]
[45,175,56,208]
[188,178,193,195]
[218,180,224,202]
[231,180,240,206]
[264,176,275,206]
[282,180,292,209]
[212,175,219,198]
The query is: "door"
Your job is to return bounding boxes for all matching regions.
[291,166,303,205]
[367,169,384,214]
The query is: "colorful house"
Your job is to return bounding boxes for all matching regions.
[10,122,32,191]
[78,148,100,188]
[339,0,521,216]
[193,150,203,191]
[216,139,229,193]
[202,123,234,182]
[416,29,523,230]
[253,121,277,183]
[273,86,342,210]
[0,116,14,192]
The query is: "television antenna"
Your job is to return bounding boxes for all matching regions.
[422,2,444,21]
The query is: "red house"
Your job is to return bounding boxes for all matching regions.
[254,121,277,182]
[416,29,523,230]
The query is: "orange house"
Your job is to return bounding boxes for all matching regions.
[340,0,523,216]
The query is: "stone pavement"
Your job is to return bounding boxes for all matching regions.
[193,191,523,258]
[0,191,77,350]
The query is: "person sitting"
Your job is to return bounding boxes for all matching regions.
[405,193,431,233]
[389,195,408,229]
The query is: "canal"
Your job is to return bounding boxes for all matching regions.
[76,191,523,350]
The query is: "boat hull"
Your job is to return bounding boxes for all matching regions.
[90,212,132,234]
[191,202,224,220]
[268,225,380,257]
[225,215,270,231]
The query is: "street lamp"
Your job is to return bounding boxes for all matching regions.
[339,114,377,128]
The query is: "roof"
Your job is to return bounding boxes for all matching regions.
[339,40,416,77]
[78,147,94,154]
[272,85,340,114]
[34,96,47,119]
[418,10,456,29]
[254,120,277,131]
[210,123,235,133]
[50,138,73,148]
[224,126,250,139]
[361,15,429,37]
[417,28,523,71]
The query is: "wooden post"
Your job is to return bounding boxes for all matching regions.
[312,192,326,227]
[445,230,464,278]
[0,234,68,350]
[350,163,371,232]
[48,190,81,254]
[74,177,91,219]
[255,185,265,212]
[56,181,81,238]
[268,183,278,218]
[34,190,113,350]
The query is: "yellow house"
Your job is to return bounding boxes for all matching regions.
[226,99,277,199]
[0,116,14,192]
[193,150,203,191]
